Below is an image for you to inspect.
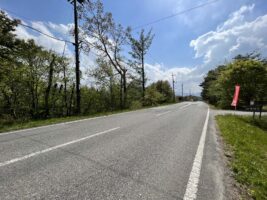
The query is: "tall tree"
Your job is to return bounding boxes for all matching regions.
[80,0,130,108]
[128,29,154,99]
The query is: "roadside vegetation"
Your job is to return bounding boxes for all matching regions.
[0,1,176,130]
[216,115,267,199]
[0,102,177,133]
[200,54,267,109]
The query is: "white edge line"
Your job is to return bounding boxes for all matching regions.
[0,127,120,167]
[183,107,210,200]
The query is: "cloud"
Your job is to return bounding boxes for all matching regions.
[145,4,267,96]
[144,62,201,95]
[173,0,234,29]
[217,4,254,31]
[14,20,73,57]
[145,63,193,83]
[190,4,267,76]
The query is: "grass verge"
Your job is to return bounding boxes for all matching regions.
[216,115,267,199]
[0,102,178,133]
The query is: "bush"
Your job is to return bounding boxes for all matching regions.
[129,100,142,110]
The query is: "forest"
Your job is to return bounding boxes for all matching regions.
[0,1,175,124]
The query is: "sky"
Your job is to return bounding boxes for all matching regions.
[1,0,267,96]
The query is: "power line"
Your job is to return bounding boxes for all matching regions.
[0,8,74,44]
[2,0,221,64]
[133,0,220,30]
[20,23,74,44]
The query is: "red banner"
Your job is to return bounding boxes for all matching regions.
[231,85,240,107]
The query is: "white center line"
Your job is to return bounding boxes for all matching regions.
[155,103,192,117]
[179,103,192,109]
[0,127,120,167]
[156,111,171,117]
[183,108,210,200]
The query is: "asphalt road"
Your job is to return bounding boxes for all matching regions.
[0,102,225,200]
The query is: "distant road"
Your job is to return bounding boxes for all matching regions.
[0,102,225,200]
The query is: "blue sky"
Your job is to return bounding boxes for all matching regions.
[1,0,267,95]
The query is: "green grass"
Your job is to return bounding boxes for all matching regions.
[0,102,177,133]
[216,115,267,200]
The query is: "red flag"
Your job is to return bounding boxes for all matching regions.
[231,85,240,107]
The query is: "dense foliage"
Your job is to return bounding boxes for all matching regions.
[200,54,267,109]
[0,9,174,123]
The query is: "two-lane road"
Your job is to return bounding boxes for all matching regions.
[0,102,225,200]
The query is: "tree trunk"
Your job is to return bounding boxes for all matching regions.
[141,50,145,99]
[122,71,127,108]
[44,55,55,117]
[51,83,57,116]
[35,80,39,116]
[63,64,68,116]
[109,75,114,111]
[30,84,35,117]
[120,74,123,109]
[69,83,75,116]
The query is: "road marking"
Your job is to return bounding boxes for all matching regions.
[183,108,210,200]
[0,127,120,167]
[156,111,171,117]
[179,103,192,109]
[155,103,192,117]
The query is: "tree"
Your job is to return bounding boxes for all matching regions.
[217,59,267,108]
[0,11,21,61]
[144,80,173,106]
[200,55,267,109]
[199,65,226,105]
[80,0,130,108]
[128,29,154,100]
[89,58,118,110]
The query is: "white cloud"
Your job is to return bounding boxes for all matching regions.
[173,0,233,28]
[144,62,201,95]
[145,63,193,83]
[152,4,267,95]
[14,21,73,56]
[190,4,267,75]
[47,22,73,36]
[217,4,254,31]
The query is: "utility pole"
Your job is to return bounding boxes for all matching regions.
[172,74,176,102]
[68,0,84,114]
